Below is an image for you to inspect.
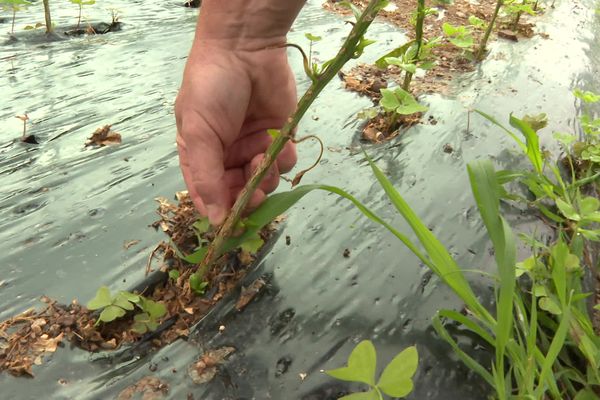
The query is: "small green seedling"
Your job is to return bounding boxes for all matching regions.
[380,87,428,116]
[325,340,418,399]
[503,0,536,29]
[189,272,209,295]
[87,286,140,325]
[131,298,167,334]
[87,286,167,330]
[168,269,180,281]
[468,15,487,30]
[1,0,32,34]
[69,0,95,30]
[442,22,474,49]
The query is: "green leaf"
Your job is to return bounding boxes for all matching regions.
[538,297,562,315]
[113,294,135,311]
[377,346,418,397]
[193,218,210,235]
[574,89,600,103]
[580,197,600,215]
[468,15,486,29]
[369,156,490,321]
[475,110,527,154]
[390,88,428,115]
[99,305,126,323]
[143,299,167,319]
[267,129,280,139]
[168,269,180,281]
[380,88,400,112]
[131,321,148,334]
[339,391,379,400]
[468,160,516,381]
[189,273,209,295]
[305,33,322,42]
[87,286,113,310]
[374,40,415,68]
[556,198,580,221]
[340,1,362,20]
[510,115,544,174]
[553,131,576,147]
[325,340,377,386]
[240,233,264,254]
[522,113,548,132]
[118,291,140,303]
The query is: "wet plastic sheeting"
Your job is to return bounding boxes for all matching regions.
[1,0,598,398]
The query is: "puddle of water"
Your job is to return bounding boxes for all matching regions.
[1,0,598,398]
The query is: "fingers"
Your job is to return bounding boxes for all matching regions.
[177,116,229,225]
[245,153,280,194]
[224,131,297,173]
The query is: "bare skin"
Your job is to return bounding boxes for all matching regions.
[175,0,306,225]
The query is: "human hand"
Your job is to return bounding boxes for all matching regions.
[175,43,298,226]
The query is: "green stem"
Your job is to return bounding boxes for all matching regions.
[77,4,82,30]
[43,0,53,34]
[198,0,387,275]
[402,72,412,91]
[11,8,15,35]
[475,0,503,61]
[403,0,425,92]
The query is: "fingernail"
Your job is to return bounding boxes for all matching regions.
[207,205,225,226]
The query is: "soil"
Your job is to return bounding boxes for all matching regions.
[325,0,542,142]
[0,192,276,377]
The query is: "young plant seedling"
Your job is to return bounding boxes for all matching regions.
[87,286,167,330]
[503,0,536,30]
[69,0,95,30]
[87,286,139,325]
[325,340,418,399]
[376,0,439,91]
[442,22,475,58]
[189,272,209,295]
[1,0,31,35]
[378,87,428,132]
[131,298,167,334]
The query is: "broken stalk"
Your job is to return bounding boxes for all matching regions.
[197,0,386,276]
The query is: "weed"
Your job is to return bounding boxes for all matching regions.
[325,340,418,399]
[87,286,166,330]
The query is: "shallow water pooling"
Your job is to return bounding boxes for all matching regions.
[1,0,599,398]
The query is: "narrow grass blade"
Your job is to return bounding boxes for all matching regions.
[433,313,495,387]
[475,110,526,153]
[367,156,494,324]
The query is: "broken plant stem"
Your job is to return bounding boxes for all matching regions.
[197,0,386,276]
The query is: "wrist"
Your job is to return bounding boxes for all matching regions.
[193,0,305,51]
